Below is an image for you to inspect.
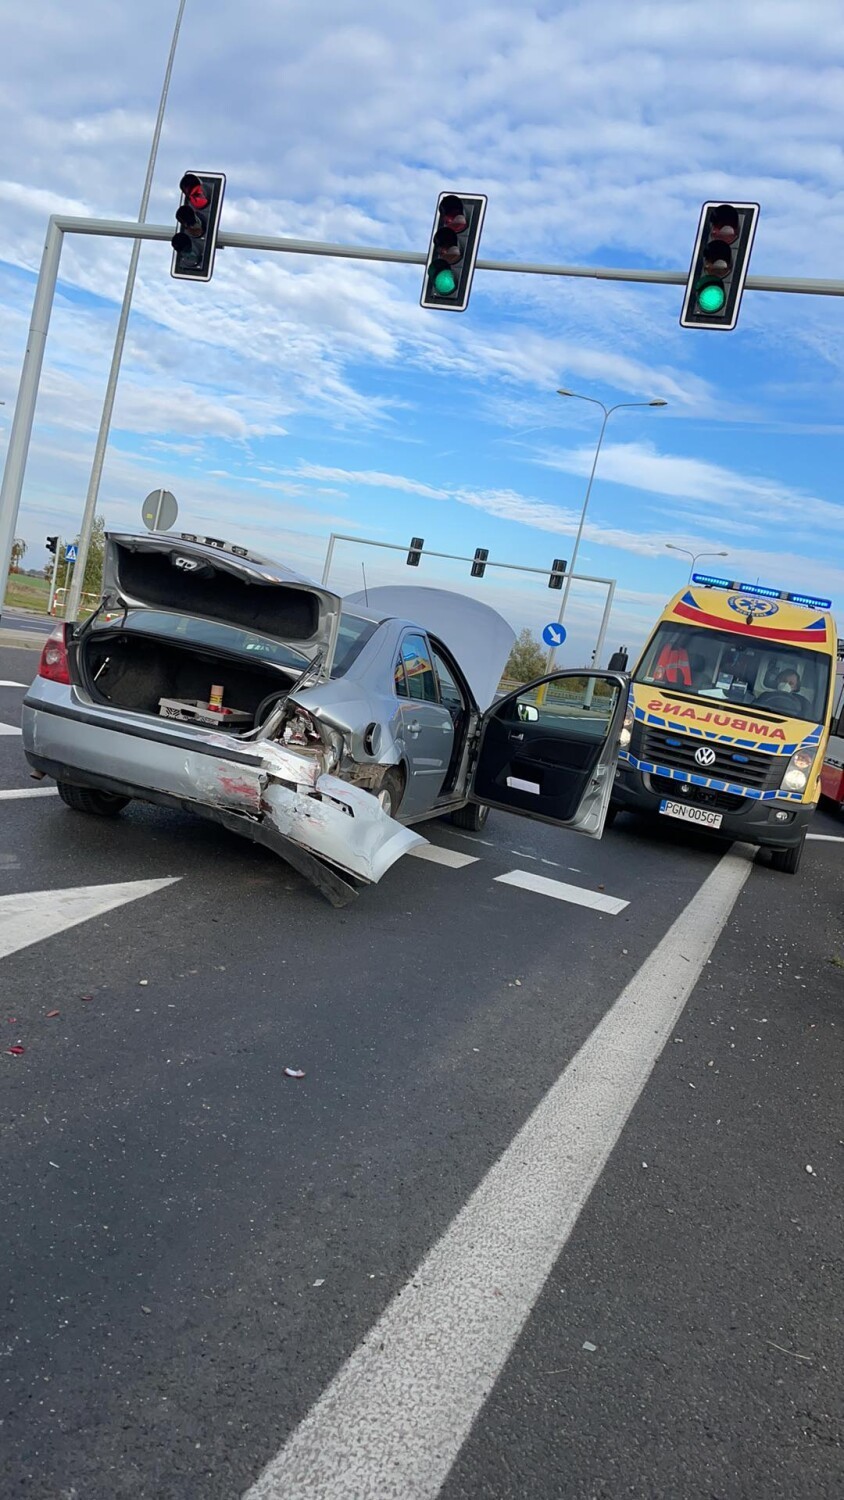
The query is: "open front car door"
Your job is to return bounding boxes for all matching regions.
[468,670,628,836]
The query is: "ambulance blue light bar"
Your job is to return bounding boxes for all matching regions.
[691,573,832,610]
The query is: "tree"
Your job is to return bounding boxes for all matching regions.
[10,538,27,572]
[55,517,106,604]
[504,627,547,684]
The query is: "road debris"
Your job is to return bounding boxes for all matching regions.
[6,1045,25,1056]
[582,1341,597,1352]
[46,1010,61,1019]
[805,1164,815,1175]
[284,1067,306,1080]
[767,1340,812,1363]
[313,1279,325,1288]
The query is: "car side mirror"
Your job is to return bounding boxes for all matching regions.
[517,702,539,722]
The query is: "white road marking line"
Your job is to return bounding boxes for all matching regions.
[0,786,58,800]
[243,847,754,1500]
[808,833,844,842]
[0,722,22,736]
[494,869,628,915]
[0,680,26,688]
[408,845,479,869]
[0,878,181,962]
[450,833,496,847]
[510,849,537,859]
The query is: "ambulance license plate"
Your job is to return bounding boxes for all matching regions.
[659,798,722,829]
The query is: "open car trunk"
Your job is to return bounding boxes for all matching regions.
[78,629,299,733]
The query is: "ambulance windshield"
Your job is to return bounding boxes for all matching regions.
[636,624,829,724]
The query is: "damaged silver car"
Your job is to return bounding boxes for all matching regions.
[22,531,628,905]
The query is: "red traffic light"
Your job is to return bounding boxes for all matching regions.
[439,194,468,234]
[180,173,209,211]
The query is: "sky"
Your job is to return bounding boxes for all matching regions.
[2,0,844,663]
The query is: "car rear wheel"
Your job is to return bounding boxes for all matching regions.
[57,782,130,817]
[372,768,405,820]
[770,834,805,875]
[451,801,490,831]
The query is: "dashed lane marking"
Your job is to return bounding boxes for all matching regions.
[0,680,26,688]
[0,722,22,736]
[807,833,844,842]
[0,787,58,800]
[494,869,628,915]
[408,845,480,869]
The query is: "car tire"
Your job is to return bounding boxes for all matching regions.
[371,768,405,819]
[770,835,805,875]
[57,782,130,817]
[451,801,490,831]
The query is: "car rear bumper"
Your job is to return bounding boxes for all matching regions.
[612,761,814,848]
[22,683,424,897]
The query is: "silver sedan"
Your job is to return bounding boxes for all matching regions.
[22,531,626,904]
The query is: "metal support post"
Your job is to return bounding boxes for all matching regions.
[0,217,64,622]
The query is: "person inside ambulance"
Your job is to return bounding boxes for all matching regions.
[754,666,811,718]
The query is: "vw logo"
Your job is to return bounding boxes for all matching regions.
[694,745,717,768]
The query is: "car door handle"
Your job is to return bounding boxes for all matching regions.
[441,722,452,733]
[407,720,421,736]
[509,731,524,742]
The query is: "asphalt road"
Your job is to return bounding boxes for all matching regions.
[1,644,842,1499]
[0,606,53,636]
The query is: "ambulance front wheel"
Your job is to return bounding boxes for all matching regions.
[770,832,805,875]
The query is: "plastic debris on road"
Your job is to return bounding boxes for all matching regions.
[6,1045,25,1056]
[582,1341,597,1352]
[284,1067,306,1079]
[46,1010,60,1019]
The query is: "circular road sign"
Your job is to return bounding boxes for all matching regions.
[141,489,179,532]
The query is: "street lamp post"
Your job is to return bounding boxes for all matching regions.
[665,543,728,583]
[545,390,667,671]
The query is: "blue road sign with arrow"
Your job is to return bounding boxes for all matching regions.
[64,544,78,563]
[542,622,566,647]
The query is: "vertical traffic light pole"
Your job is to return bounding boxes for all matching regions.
[0,217,64,624]
[65,0,187,622]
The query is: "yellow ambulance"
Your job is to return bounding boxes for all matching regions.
[611,572,838,873]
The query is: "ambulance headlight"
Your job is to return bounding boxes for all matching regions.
[619,705,635,750]
[781,748,813,792]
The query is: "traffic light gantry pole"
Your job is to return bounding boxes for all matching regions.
[2,211,844,618]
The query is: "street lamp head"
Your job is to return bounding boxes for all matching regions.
[649,399,668,407]
[556,389,574,397]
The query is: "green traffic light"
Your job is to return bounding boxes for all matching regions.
[697,280,726,314]
[433,267,456,295]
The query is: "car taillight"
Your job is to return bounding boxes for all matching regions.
[38,625,71,684]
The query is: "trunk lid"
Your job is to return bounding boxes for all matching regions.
[103,532,343,669]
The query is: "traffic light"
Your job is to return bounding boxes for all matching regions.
[680,201,760,330]
[421,193,487,312]
[46,536,59,555]
[171,172,226,283]
[471,547,489,578]
[406,537,424,567]
[548,558,567,590]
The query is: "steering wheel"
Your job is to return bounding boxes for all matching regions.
[753,691,800,714]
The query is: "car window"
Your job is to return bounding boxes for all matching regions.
[636,623,830,722]
[330,613,379,679]
[401,634,439,703]
[431,646,463,710]
[505,674,620,742]
[96,609,309,671]
[394,656,409,698]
